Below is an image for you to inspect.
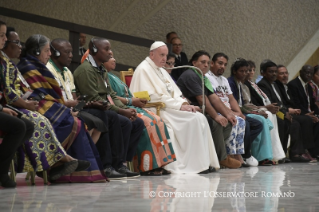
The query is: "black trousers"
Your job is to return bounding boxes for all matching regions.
[308,122,319,157]
[242,116,263,159]
[0,113,34,174]
[83,108,144,169]
[289,115,313,156]
[277,118,291,154]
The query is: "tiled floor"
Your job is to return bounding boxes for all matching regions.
[1,163,319,212]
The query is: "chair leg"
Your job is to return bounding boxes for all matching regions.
[43,170,48,185]
[10,160,16,182]
[30,171,35,185]
[127,161,134,172]
[25,172,30,180]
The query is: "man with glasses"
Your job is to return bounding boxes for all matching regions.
[3,28,22,59]
[170,37,188,81]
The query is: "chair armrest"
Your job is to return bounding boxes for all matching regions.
[144,102,165,116]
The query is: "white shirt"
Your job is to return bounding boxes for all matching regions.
[206,71,232,108]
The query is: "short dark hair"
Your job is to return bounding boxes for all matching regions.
[189,50,210,65]
[212,52,228,62]
[259,59,271,73]
[277,64,286,69]
[89,37,108,54]
[230,58,249,76]
[260,60,277,73]
[314,65,319,75]
[0,19,6,27]
[247,60,256,68]
[167,53,175,61]
[170,37,181,44]
[166,32,177,40]
[3,27,16,50]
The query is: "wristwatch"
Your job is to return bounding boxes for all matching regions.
[0,104,3,112]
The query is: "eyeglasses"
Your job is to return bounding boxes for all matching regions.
[172,44,183,47]
[7,40,22,46]
[166,62,175,66]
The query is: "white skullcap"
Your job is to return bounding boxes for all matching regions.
[150,41,166,51]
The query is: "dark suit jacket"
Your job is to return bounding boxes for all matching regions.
[257,78,289,114]
[275,80,294,108]
[257,78,283,106]
[171,52,188,81]
[245,81,265,106]
[287,77,319,115]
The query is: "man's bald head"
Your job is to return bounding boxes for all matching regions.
[50,38,73,68]
[89,37,109,54]
[89,37,112,66]
[300,65,314,83]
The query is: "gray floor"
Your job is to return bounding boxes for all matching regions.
[1,163,318,212]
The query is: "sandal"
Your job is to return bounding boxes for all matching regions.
[258,159,273,166]
[140,170,162,176]
[161,169,171,175]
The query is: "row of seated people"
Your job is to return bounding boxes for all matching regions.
[162,49,319,165]
[1,19,318,187]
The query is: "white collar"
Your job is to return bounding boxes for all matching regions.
[88,54,98,68]
[298,76,307,87]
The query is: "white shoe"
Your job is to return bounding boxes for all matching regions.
[245,156,258,167]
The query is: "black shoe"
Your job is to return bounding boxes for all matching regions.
[290,155,310,163]
[284,157,291,163]
[104,167,127,180]
[75,160,91,171]
[117,166,140,178]
[278,158,285,164]
[0,174,16,188]
[49,160,78,181]
[209,166,216,173]
[198,169,209,174]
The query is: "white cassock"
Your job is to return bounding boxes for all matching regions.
[130,57,220,173]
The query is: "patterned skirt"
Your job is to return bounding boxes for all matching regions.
[132,107,176,172]
[225,116,246,155]
[16,109,67,172]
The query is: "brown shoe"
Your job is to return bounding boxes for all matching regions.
[220,155,242,169]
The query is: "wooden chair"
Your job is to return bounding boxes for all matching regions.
[120,68,166,172]
[120,68,165,116]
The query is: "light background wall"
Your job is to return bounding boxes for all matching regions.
[1,0,319,79]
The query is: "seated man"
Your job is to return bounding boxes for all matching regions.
[73,37,144,178]
[130,41,220,174]
[275,65,316,162]
[257,60,292,163]
[46,38,132,180]
[177,50,241,169]
[288,65,319,160]
[206,53,263,166]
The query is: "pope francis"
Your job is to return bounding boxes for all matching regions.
[130,41,220,174]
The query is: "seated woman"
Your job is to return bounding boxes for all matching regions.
[16,34,106,182]
[0,22,84,182]
[104,52,176,175]
[227,58,275,165]
[163,54,176,81]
